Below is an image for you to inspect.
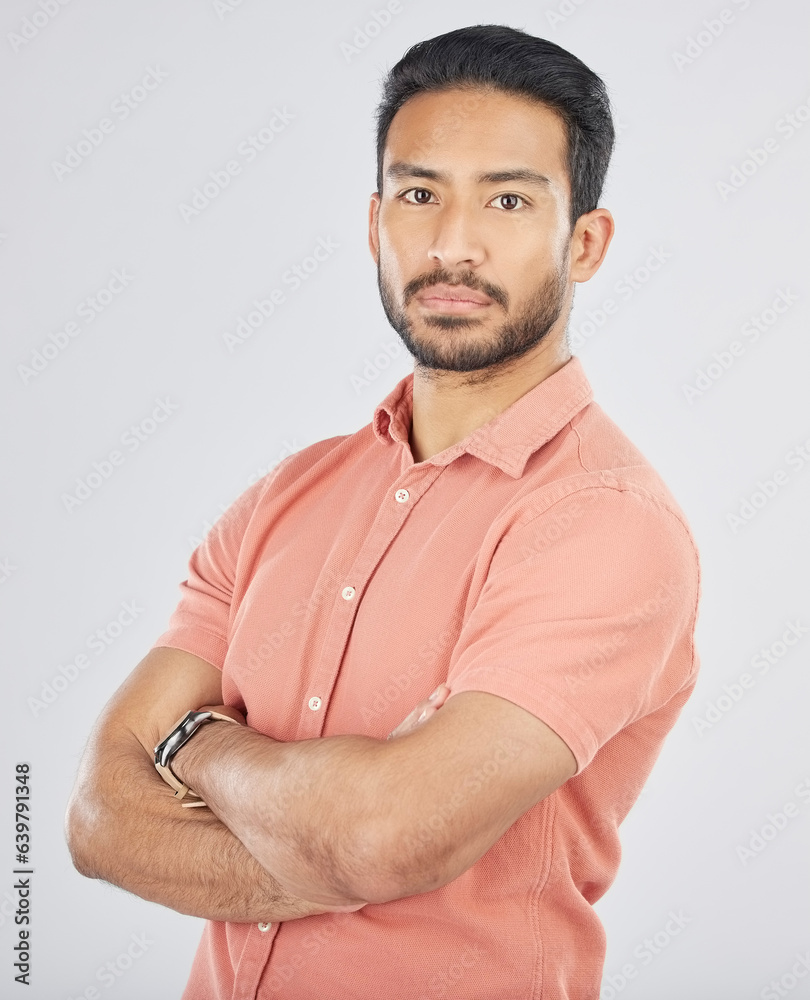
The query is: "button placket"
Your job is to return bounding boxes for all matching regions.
[297,468,438,738]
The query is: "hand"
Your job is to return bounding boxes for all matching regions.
[279,678,451,918]
[198,704,247,726]
[386,683,451,741]
[270,896,368,921]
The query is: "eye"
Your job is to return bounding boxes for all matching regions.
[491,193,526,211]
[400,188,434,205]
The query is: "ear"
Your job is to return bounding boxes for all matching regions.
[569,208,614,283]
[368,192,381,265]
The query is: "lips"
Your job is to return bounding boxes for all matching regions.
[417,283,493,306]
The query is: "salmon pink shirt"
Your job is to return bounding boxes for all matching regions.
[152,355,701,1000]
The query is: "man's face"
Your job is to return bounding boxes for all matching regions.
[369,86,575,380]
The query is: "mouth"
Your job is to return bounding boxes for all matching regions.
[415,283,494,313]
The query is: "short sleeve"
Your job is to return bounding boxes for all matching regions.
[151,463,290,668]
[445,486,700,774]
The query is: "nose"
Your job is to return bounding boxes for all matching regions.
[427,200,485,270]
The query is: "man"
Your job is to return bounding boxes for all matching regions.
[66,24,701,1000]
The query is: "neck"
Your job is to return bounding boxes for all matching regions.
[408,335,571,464]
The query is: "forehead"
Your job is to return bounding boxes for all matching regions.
[383,86,569,182]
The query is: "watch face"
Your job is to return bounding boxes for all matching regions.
[155,711,211,766]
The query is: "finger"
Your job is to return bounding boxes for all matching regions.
[199,704,247,726]
[386,706,424,741]
[386,684,451,740]
[427,683,451,707]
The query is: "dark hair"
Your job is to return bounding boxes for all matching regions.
[374,24,615,227]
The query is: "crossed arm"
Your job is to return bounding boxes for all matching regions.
[65,645,576,922]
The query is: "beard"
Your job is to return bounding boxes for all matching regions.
[376,256,568,386]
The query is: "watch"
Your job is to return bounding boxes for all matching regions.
[154,709,239,808]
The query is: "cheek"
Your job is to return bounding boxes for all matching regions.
[377,238,404,285]
[504,262,562,310]
[381,216,424,259]
[379,228,425,284]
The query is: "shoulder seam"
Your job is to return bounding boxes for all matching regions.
[570,420,591,474]
[508,479,693,538]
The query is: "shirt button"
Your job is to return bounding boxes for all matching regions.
[308,696,322,711]
[395,488,410,503]
[257,922,271,932]
[342,586,356,600]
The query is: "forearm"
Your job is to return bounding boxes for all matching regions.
[173,722,386,905]
[66,733,350,924]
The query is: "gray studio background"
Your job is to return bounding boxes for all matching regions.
[2,0,809,997]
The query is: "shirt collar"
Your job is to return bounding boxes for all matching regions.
[372,356,593,479]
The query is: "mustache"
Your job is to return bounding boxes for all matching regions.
[403,271,508,310]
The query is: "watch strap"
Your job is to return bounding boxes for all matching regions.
[154,710,240,808]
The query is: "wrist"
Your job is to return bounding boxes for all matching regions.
[171,716,235,789]
[154,709,243,807]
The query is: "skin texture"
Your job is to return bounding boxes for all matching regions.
[168,685,578,905]
[66,84,612,919]
[65,649,450,921]
[64,647,362,923]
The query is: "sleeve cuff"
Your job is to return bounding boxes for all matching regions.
[150,626,229,672]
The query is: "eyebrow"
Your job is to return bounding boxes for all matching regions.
[385,161,552,189]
